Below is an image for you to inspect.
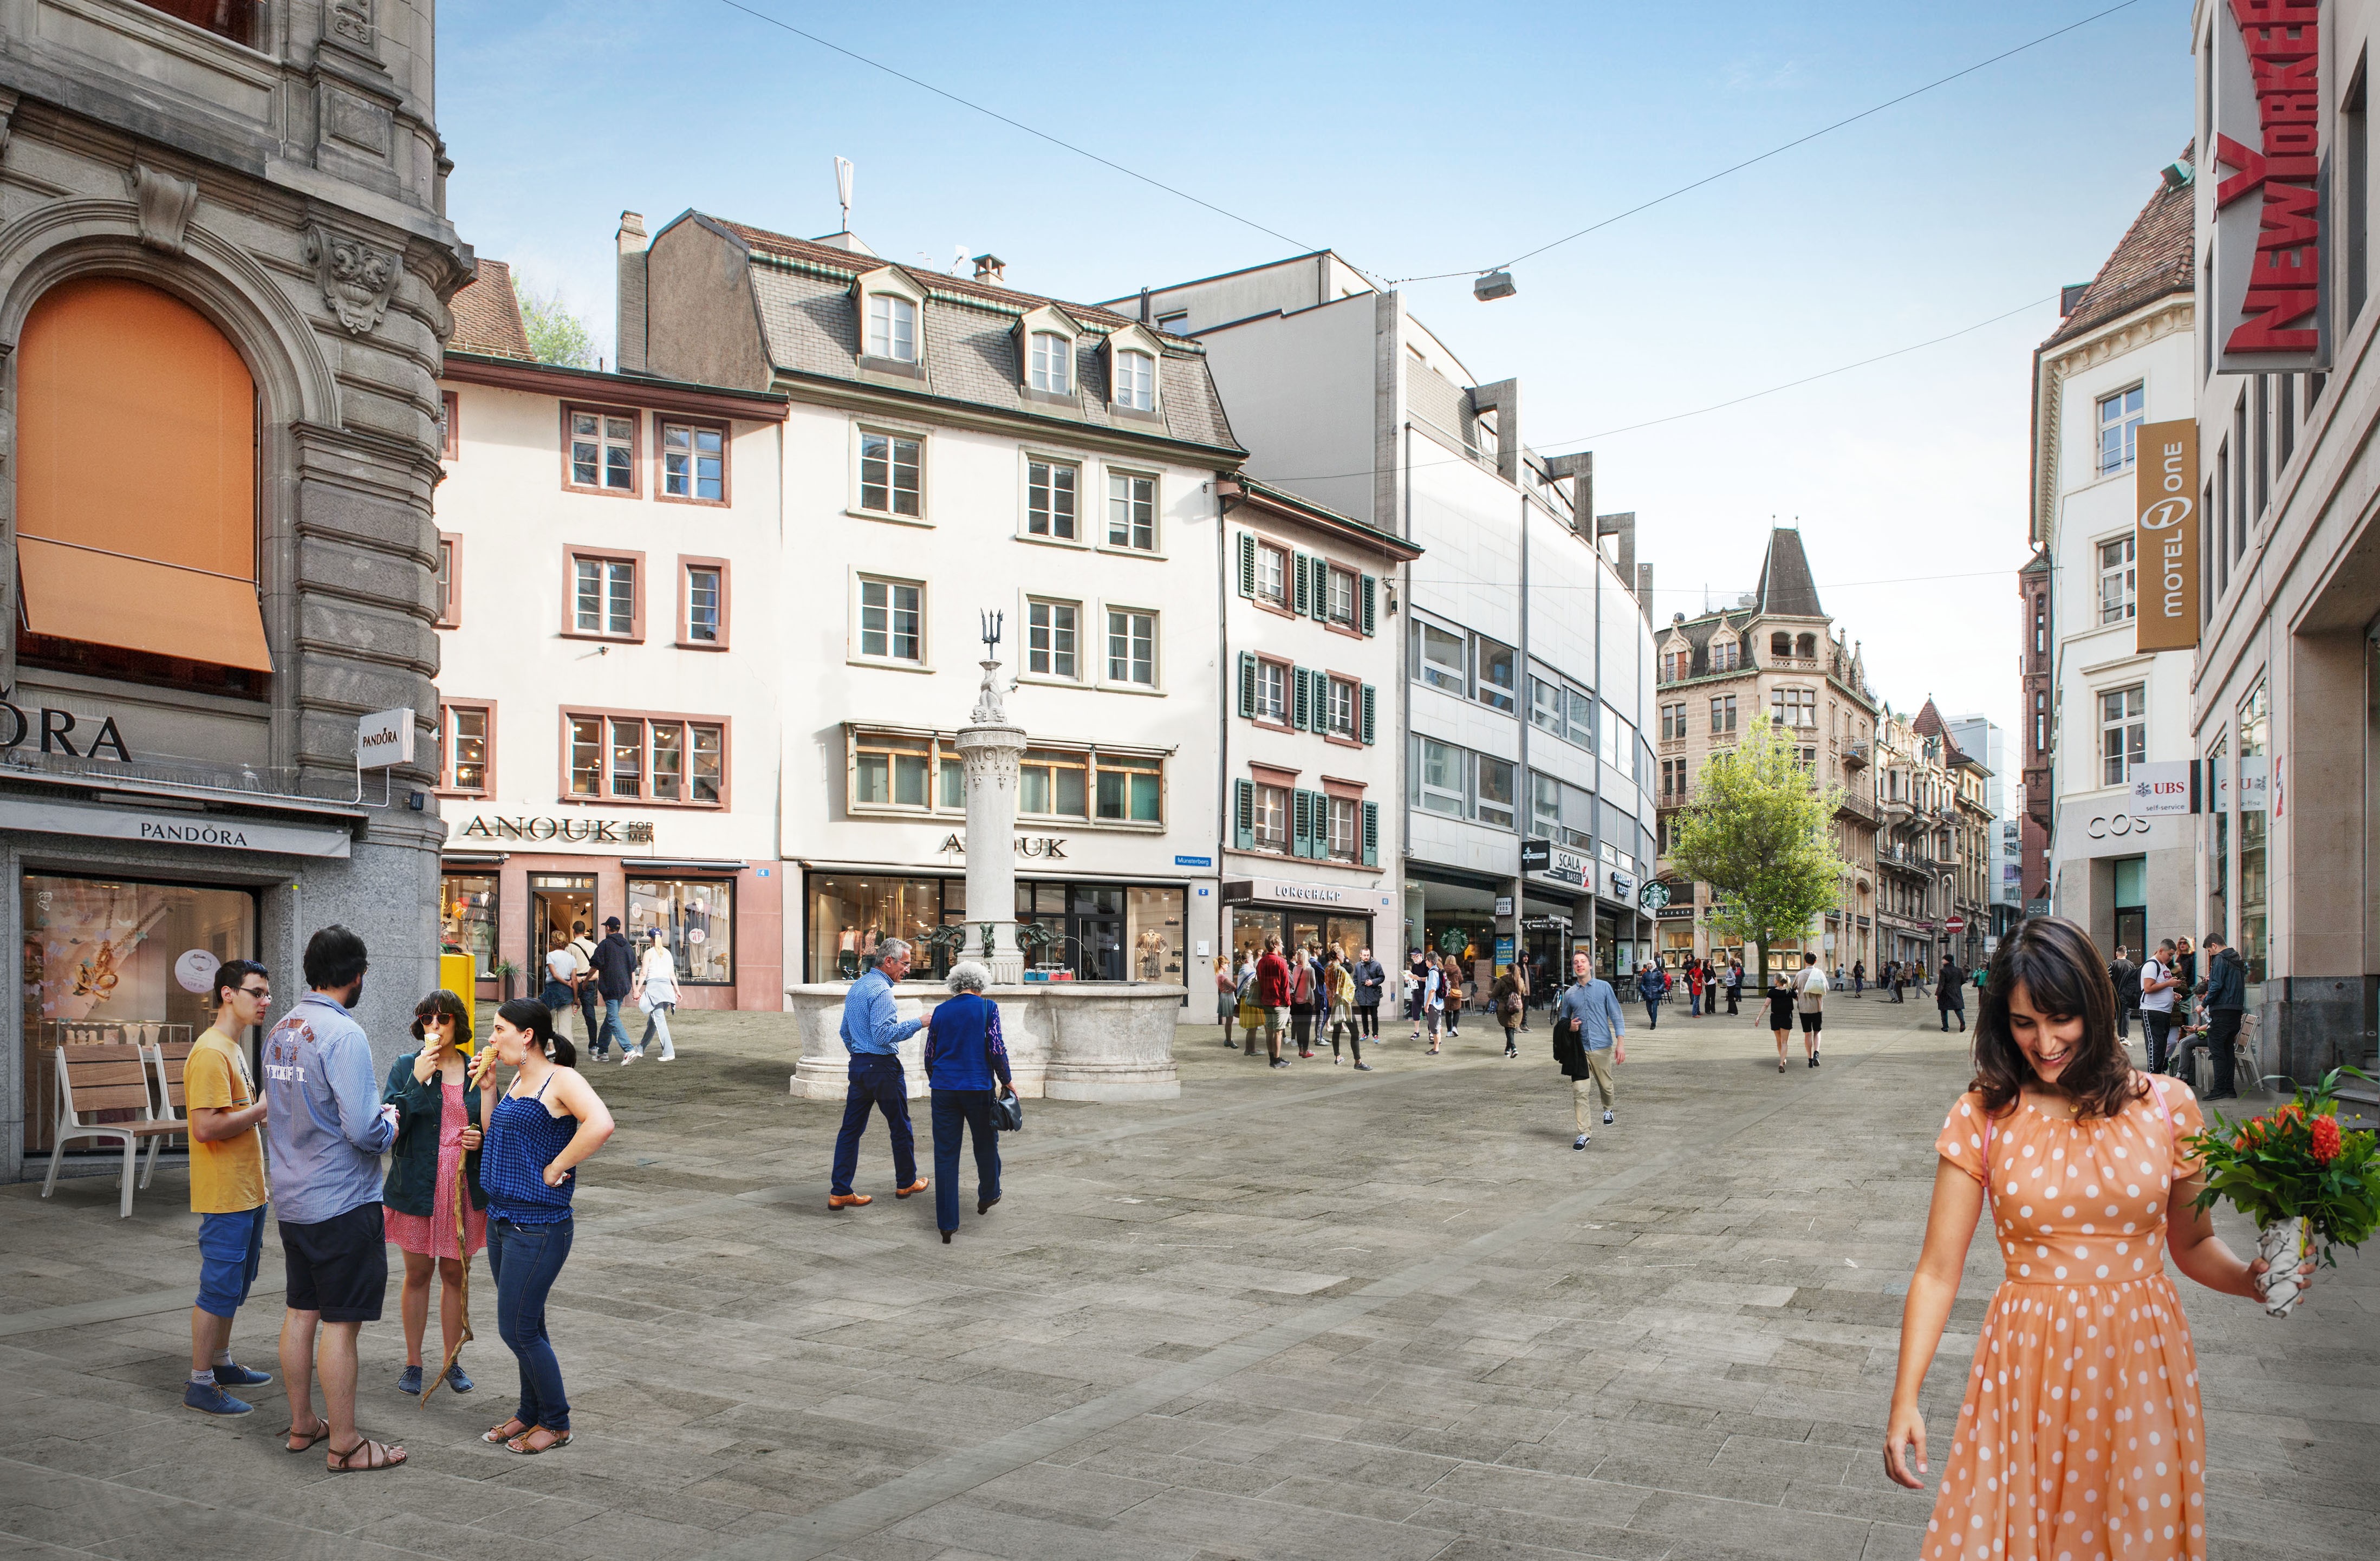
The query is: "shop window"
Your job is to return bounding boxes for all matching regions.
[440,703,494,795]
[440,875,499,981]
[658,420,726,503]
[1127,887,1185,981]
[808,874,950,982]
[628,878,734,985]
[565,406,639,495]
[14,277,271,694]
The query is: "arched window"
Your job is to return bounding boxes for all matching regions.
[1114,348,1155,411]
[15,277,270,688]
[1770,631,1791,658]
[1028,330,1071,393]
[1796,632,1816,659]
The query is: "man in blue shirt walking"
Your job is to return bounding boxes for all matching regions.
[829,938,929,1209]
[1553,950,1627,1150]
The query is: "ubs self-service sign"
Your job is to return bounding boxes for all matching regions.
[2211,0,2329,373]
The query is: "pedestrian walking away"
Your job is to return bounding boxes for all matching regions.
[1215,953,1240,1044]
[622,926,678,1063]
[1235,954,1264,1052]
[2106,944,2139,1043]
[1440,953,1465,1037]
[1492,962,1525,1058]
[1852,959,1865,997]
[924,961,1013,1241]
[1255,935,1292,1067]
[1884,916,2316,1557]
[1796,952,1826,1065]
[1765,971,1797,1072]
[563,921,601,1055]
[830,937,929,1202]
[539,940,576,1030]
[1552,950,1624,1148]
[1686,960,1703,1017]
[588,916,636,1060]
[1937,955,1967,1033]
[471,999,615,1456]
[2138,938,2181,1075]
[1351,946,1386,1044]
[182,959,275,1417]
[1289,945,1318,1058]
[262,925,402,1471]
[1326,954,1366,1067]
[1405,949,1428,1039]
[1636,961,1667,1029]
[1422,955,1447,1053]
[382,990,486,1400]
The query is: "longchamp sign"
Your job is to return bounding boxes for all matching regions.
[2212,0,2328,373]
[2135,419,2201,651]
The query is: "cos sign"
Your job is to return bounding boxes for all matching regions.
[2086,814,2154,840]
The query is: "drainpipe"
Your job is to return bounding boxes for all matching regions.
[1215,478,1232,985]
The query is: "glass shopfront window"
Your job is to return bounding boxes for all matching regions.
[806,873,1184,983]
[809,874,948,981]
[21,874,256,1153]
[1127,887,1185,983]
[627,878,734,985]
[440,874,499,979]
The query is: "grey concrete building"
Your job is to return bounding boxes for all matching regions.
[1,0,472,1179]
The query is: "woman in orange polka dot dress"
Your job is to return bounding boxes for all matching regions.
[1884,917,2313,1560]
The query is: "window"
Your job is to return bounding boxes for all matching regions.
[1475,756,1516,829]
[1660,701,1686,740]
[867,293,916,362]
[1527,772,1594,850]
[1326,566,1356,626]
[628,879,733,985]
[680,558,726,648]
[859,430,922,517]
[1026,599,1078,680]
[1414,618,1466,692]
[1567,687,1595,750]
[2033,595,2046,655]
[441,703,492,795]
[1770,632,1791,658]
[1661,757,1688,799]
[659,421,725,502]
[1418,738,1466,817]
[1474,637,1517,712]
[1324,675,1357,738]
[1019,749,1089,818]
[439,391,458,460]
[855,731,932,808]
[1155,310,1188,334]
[435,534,460,628]
[565,713,725,805]
[1326,796,1360,861]
[1710,694,1737,734]
[567,408,636,493]
[1796,633,1817,659]
[1770,687,1816,727]
[1026,459,1077,539]
[2097,535,2136,625]
[1709,638,1738,672]
[1254,658,1287,722]
[1661,648,1690,681]
[569,552,639,639]
[857,577,924,663]
[1257,544,1288,606]
[2099,685,2145,786]
[1094,752,1162,823]
[1114,349,1155,411]
[2097,385,2145,474]
[1106,608,1156,686]
[1252,783,1289,849]
[1106,471,1156,550]
[1028,330,1072,394]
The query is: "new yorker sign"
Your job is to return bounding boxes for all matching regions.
[2212,0,2328,372]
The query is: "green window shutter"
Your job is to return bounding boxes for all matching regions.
[1237,532,1256,597]
[1360,574,1377,635]
[1362,801,1380,867]
[1238,651,1257,719]
[1292,553,1310,616]
[1311,564,1331,622]
[1291,789,1311,857]
[1361,683,1377,745]
[1292,667,1311,731]
[1234,778,1254,850]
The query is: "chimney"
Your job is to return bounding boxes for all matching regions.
[615,211,648,376]
[1636,562,1655,623]
[972,253,1005,283]
[1139,287,1152,323]
[1469,379,1520,486]
[1545,451,1592,533]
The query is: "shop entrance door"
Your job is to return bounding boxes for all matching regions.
[1074,884,1124,981]
[529,875,596,971]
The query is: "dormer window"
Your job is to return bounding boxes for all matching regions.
[867,294,916,362]
[1115,349,1154,411]
[1029,331,1072,393]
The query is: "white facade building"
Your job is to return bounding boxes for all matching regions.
[1116,256,1659,983]
[431,261,791,1011]
[628,217,1244,997]
[2032,159,2200,959]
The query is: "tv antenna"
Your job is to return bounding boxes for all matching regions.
[834,156,854,231]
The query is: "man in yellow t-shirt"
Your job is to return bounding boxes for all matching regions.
[184,959,274,1416]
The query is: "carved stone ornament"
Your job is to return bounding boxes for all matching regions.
[132,163,199,256]
[330,0,376,51]
[304,224,399,334]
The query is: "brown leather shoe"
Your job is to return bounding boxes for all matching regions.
[894,1179,929,1199]
[827,1192,872,1209]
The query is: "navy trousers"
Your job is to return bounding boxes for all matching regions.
[831,1056,916,1195]
[930,1088,1002,1233]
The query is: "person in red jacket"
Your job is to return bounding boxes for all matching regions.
[1253,936,1292,1070]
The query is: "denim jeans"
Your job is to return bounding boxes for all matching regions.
[930,1088,1002,1233]
[600,997,632,1057]
[638,1002,675,1059]
[831,1056,916,1194]
[1642,997,1662,1027]
[575,986,602,1054]
[488,1216,573,1432]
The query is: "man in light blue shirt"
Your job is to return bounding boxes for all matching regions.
[829,938,927,1209]
[1553,949,1626,1150]
[261,925,402,1471]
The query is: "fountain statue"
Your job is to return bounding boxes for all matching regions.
[954,612,1028,983]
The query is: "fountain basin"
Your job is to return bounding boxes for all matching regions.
[783,981,1185,1101]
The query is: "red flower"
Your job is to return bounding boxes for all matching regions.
[2311,1115,2342,1165]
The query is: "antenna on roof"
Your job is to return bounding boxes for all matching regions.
[952,244,967,276]
[834,156,854,231]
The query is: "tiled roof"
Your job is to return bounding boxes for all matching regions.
[1754,528,1825,619]
[448,258,532,360]
[1911,697,1972,764]
[714,219,1155,331]
[2043,150,2194,350]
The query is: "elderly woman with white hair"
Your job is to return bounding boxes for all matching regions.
[921,960,1014,1244]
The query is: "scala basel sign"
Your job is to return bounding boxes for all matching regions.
[2212,0,2328,373]
[2135,420,2200,652]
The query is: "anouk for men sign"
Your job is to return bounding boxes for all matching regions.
[2135,419,2200,651]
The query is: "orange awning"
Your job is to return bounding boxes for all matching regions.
[16,537,273,673]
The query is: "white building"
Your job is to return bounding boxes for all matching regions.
[626,217,1244,995]
[1116,256,1660,982]
[432,261,791,1011]
[2031,157,2199,958]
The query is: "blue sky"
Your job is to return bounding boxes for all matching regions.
[439,1,2196,745]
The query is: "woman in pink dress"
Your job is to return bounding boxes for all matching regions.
[381,989,488,1396]
[1884,917,2314,1560]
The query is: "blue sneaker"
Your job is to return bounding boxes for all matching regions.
[441,1362,473,1394]
[212,1358,271,1388]
[396,1364,424,1395]
[184,1379,253,1416]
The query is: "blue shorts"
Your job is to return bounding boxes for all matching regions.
[195,1205,268,1319]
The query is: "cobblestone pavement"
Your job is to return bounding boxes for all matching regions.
[3,996,2370,1560]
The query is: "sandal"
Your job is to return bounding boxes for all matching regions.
[280,1423,330,1454]
[327,1437,406,1473]
[481,1416,531,1445]
[505,1427,572,1455]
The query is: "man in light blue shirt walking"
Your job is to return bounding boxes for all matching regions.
[829,938,928,1209]
[1553,950,1626,1150]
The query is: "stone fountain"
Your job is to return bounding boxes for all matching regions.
[784,614,1184,1101]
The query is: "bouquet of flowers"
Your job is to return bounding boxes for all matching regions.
[2187,1066,2378,1316]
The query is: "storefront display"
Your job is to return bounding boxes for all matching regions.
[804,871,1184,983]
[440,873,498,979]
[628,877,734,985]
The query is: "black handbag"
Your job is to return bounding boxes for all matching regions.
[988,1085,1023,1133]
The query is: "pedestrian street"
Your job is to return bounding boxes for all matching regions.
[4,997,2370,1561]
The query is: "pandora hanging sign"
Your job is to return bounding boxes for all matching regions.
[2212,0,2329,373]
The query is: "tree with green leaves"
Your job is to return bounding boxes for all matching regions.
[517,279,595,368]
[1668,714,1849,985]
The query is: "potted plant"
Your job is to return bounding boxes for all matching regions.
[495,960,518,1001]
[2186,1066,2378,1316]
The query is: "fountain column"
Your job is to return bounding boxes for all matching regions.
[954,644,1026,983]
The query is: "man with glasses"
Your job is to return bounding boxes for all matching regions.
[183,960,275,1415]
[828,938,929,1208]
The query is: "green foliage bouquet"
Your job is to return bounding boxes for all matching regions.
[2187,1066,2378,1316]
